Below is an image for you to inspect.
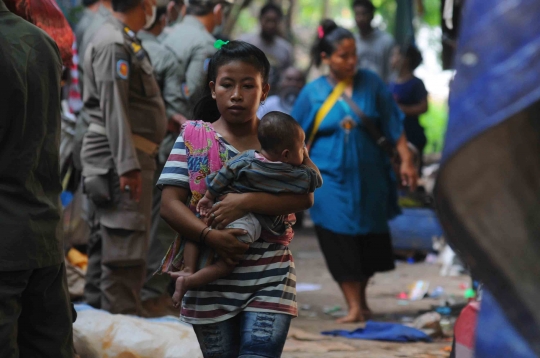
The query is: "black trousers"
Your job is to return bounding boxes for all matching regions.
[0,263,74,358]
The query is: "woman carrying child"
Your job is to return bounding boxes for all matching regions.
[291,20,418,323]
[157,41,317,357]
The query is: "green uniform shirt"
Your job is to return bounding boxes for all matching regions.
[0,1,64,271]
[161,15,216,116]
[138,30,184,119]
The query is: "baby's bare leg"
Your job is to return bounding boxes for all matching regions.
[169,259,236,307]
[169,241,200,307]
[183,240,200,274]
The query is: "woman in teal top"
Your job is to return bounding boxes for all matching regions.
[291,20,418,323]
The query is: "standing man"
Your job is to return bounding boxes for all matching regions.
[75,0,101,47]
[162,0,232,115]
[353,0,395,83]
[138,0,186,315]
[0,1,74,356]
[240,2,294,93]
[81,0,167,315]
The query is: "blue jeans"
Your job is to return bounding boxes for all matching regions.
[193,311,292,358]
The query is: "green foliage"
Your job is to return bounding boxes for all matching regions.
[420,98,448,154]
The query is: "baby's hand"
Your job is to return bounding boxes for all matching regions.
[197,196,214,217]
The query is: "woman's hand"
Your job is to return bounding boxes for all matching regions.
[207,193,248,229]
[400,159,418,191]
[206,228,250,265]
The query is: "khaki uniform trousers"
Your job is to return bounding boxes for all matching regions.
[84,169,154,315]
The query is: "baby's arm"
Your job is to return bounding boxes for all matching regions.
[302,147,323,191]
[196,191,216,216]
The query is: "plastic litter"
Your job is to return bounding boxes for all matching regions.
[296,283,322,292]
[409,280,430,301]
[73,304,202,358]
[430,286,445,298]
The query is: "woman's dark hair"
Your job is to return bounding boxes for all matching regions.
[193,41,271,123]
[402,44,423,71]
[311,19,355,67]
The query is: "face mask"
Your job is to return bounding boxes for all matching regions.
[143,5,157,30]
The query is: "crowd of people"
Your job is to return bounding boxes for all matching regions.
[1,0,429,356]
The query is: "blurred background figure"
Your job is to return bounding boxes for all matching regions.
[0,0,75,356]
[240,2,294,94]
[352,0,395,83]
[389,44,428,174]
[80,0,167,316]
[292,19,417,324]
[162,0,232,119]
[257,66,306,118]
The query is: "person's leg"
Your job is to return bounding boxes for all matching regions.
[360,278,372,318]
[315,226,368,323]
[193,315,241,358]
[84,202,103,309]
[238,311,292,358]
[100,169,154,315]
[336,281,365,323]
[170,259,235,307]
[141,155,176,303]
[0,269,31,358]
[18,263,74,358]
[183,240,200,274]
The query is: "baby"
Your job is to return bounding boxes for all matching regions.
[171,111,323,306]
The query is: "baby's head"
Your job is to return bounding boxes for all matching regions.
[258,111,305,166]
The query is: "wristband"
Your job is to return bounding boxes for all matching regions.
[199,226,209,243]
[201,227,213,246]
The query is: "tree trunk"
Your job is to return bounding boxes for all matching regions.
[222,0,253,37]
[321,0,330,18]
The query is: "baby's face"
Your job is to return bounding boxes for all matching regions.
[284,128,305,166]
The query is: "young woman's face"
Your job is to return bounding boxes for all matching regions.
[210,60,270,124]
[323,38,358,81]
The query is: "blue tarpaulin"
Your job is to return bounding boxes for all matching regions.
[321,321,432,343]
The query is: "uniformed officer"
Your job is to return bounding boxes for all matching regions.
[80,0,167,315]
[0,1,74,356]
[74,0,113,171]
[77,0,113,71]
[137,0,186,314]
[75,0,100,48]
[162,0,232,114]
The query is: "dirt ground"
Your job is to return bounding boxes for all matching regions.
[283,224,468,358]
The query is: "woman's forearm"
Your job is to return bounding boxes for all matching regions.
[396,132,413,164]
[160,187,207,243]
[241,192,314,216]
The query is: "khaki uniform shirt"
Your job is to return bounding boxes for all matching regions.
[75,8,95,47]
[162,15,216,117]
[81,18,167,177]
[0,1,64,270]
[138,30,184,120]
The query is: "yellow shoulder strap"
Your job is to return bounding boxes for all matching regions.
[306,79,349,148]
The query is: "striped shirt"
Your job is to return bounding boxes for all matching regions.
[157,124,298,324]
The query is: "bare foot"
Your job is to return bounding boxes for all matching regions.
[168,272,192,308]
[335,309,366,324]
[362,309,373,320]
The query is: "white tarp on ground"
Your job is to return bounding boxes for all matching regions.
[73,304,202,358]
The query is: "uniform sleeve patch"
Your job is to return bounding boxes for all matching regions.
[181,83,190,99]
[116,59,129,80]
